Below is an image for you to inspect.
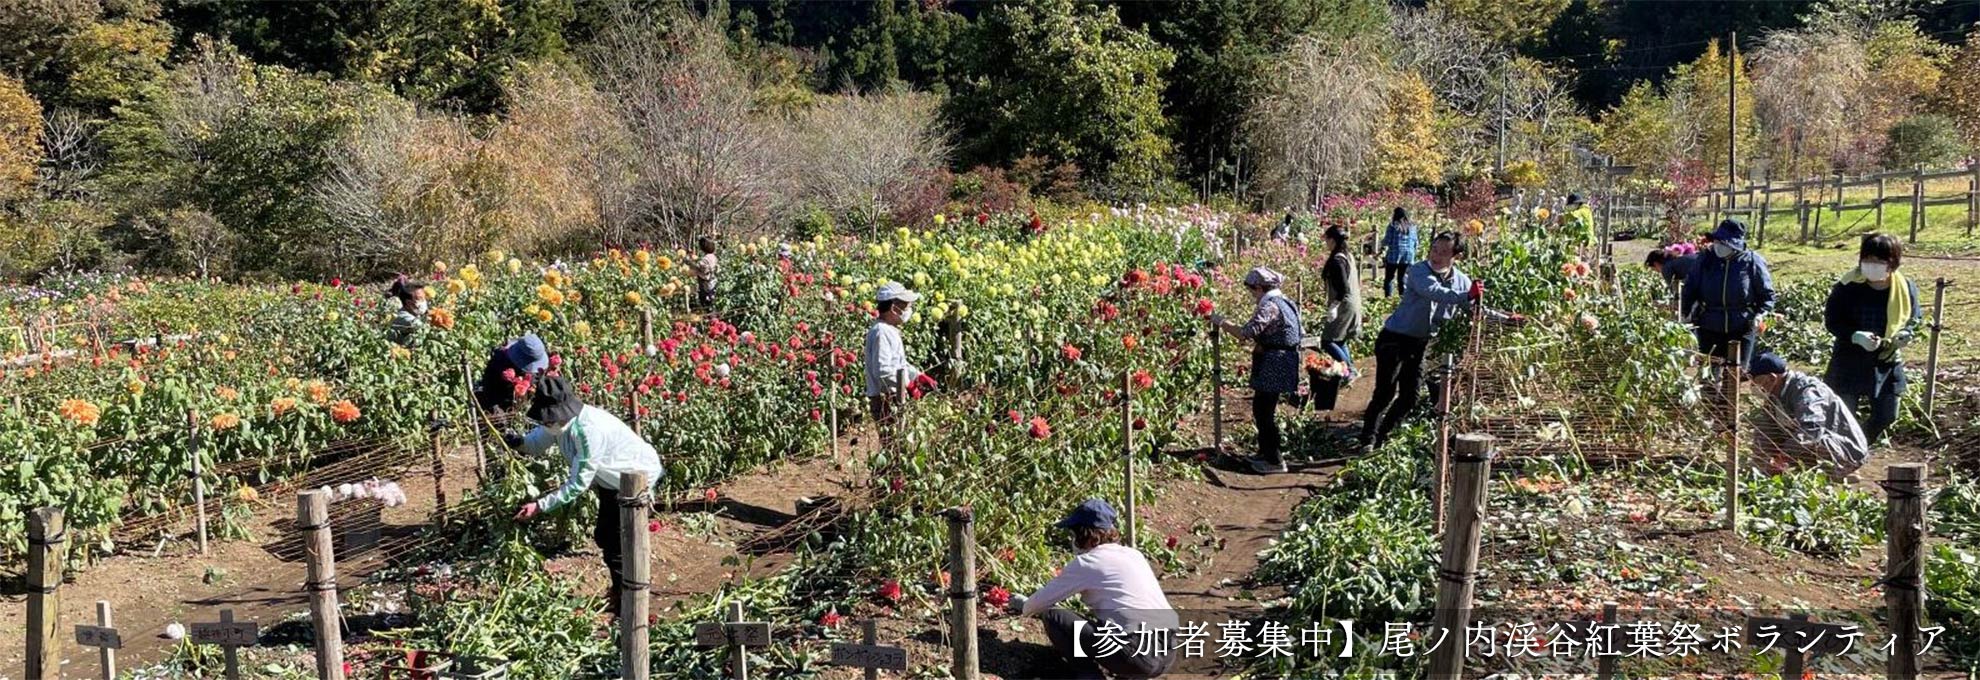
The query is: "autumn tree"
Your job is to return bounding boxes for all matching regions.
[0,74,42,201]
[1668,40,1759,184]
[1367,71,1445,189]
[1246,37,1387,206]
[1429,0,1571,46]
[1599,80,1683,170]
[1938,30,1980,148]
[1750,28,1867,176]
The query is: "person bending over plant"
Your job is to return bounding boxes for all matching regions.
[506,376,665,617]
[1746,352,1870,483]
[1004,499,1178,680]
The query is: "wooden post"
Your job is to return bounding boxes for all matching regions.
[429,410,448,526]
[1725,341,1743,532]
[1759,186,1771,242]
[1433,355,1455,534]
[895,367,910,450]
[1969,165,1978,238]
[76,601,120,680]
[629,389,642,435]
[944,507,980,680]
[1596,602,1619,680]
[620,471,651,680]
[298,490,346,680]
[1782,612,1810,680]
[1885,462,1927,680]
[217,610,243,680]
[1121,371,1137,546]
[460,351,486,484]
[1797,180,1809,242]
[1210,317,1223,453]
[639,308,654,353]
[729,601,751,680]
[27,507,63,680]
[827,618,912,679]
[189,409,207,555]
[863,620,882,680]
[828,374,840,461]
[1876,174,1887,229]
[1428,435,1494,680]
[1911,165,1926,243]
[1925,278,1947,420]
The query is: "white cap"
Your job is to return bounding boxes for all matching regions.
[876,282,921,303]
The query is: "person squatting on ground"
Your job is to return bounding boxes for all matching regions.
[384,275,429,348]
[473,333,550,415]
[1683,219,1776,371]
[1211,267,1305,475]
[1319,225,1364,378]
[1359,232,1521,450]
[506,376,665,616]
[1823,233,1921,445]
[1747,352,1871,480]
[1005,499,1179,680]
[864,282,936,438]
[1376,207,1419,298]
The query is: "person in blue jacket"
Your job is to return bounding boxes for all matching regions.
[1822,233,1921,444]
[1358,232,1521,449]
[1682,219,1776,369]
[1376,207,1419,298]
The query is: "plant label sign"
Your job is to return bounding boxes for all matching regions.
[190,620,260,647]
[75,624,123,650]
[694,621,771,648]
[829,642,908,671]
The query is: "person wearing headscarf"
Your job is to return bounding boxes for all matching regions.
[691,236,719,312]
[1682,219,1776,370]
[384,275,429,347]
[1822,233,1921,444]
[1319,225,1363,376]
[474,333,550,414]
[506,376,665,616]
[1359,232,1522,450]
[1747,352,1871,480]
[1211,267,1304,474]
[1004,499,1179,680]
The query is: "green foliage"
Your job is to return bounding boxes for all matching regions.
[362,0,574,112]
[1600,80,1680,169]
[1738,467,1883,557]
[949,0,1175,193]
[1670,40,1761,184]
[1927,474,1980,672]
[161,0,383,78]
[1882,113,1970,168]
[1766,279,1835,366]
[50,15,173,115]
[1431,0,1571,46]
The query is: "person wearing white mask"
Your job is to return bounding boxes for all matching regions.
[506,376,664,617]
[384,275,429,347]
[865,282,935,436]
[1822,233,1921,444]
[1681,219,1777,371]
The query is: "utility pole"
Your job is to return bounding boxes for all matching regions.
[1497,62,1508,175]
[1727,31,1738,212]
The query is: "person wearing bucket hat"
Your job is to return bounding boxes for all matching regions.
[507,375,665,615]
[474,333,551,414]
[383,275,429,347]
[1682,219,1776,371]
[1003,498,1178,679]
[1745,352,1870,480]
[864,282,935,434]
[1211,266,1305,474]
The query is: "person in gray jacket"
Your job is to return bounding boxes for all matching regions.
[1747,352,1870,480]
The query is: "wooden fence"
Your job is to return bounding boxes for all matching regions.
[1596,163,1980,247]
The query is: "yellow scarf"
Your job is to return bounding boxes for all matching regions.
[1841,267,1912,361]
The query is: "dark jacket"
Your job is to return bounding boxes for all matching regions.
[1682,246,1776,334]
[476,347,521,413]
[1240,293,1304,394]
[1823,277,1922,397]
[1663,254,1700,287]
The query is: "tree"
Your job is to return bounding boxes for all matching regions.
[949,0,1175,193]
[1245,36,1388,207]
[161,0,383,78]
[776,91,949,233]
[1668,40,1758,184]
[363,0,575,113]
[1882,114,1969,168]
[1750,28,1867,176]
[1390,6,1501,176]
[1368,71,1445,189]
[1598,80,1681,170]
[1430,0,1570,46]
[0,74,43,201]
[1938,30,1980,149]
[50,15,172,115]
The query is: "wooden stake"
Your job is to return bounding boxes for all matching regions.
[27,507,63,680]
[828,374,840,462]
[944,507,980,680]
[1433,356,1455,534]
[1725,341,1743,532]
[1782,612,1809,680]
[1885,462,1927,680]
[460,351,486,485]
[1968,165,1978,238]
[729,601,750,680]
[1428,435,1495,680]
[1210,317,1224,452]
[429,410,448,526]
[1911,165,1925,243]
[78,600,119,680]
[620,471,652,680]
[1596,602,1619,680]
[639,308,654,354]
[1925,278,1947,420]
[189,409,207,555]
[1877,175,1887,229]
[298,490,346,680]
[1121,371,1136,546]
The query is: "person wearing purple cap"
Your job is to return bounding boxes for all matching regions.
[1005,499,1178,679]
[1746,352,1870,481]
[474,332,550,413]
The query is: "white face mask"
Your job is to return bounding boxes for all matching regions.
[1712,243,1738,259]
[900,308,915,323]
[413,300,430,315]
[1860,262,1890,281]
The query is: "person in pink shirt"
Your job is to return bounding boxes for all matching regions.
[1006,499,1179,679]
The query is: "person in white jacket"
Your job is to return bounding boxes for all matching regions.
[507,375,664,615]
[865,282,934,433]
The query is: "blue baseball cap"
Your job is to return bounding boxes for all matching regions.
[1748,352,1787,376]
[1055,498,1118,531]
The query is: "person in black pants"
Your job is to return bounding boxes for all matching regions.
[1359,232,1520,449]
[1211,268,1305,474]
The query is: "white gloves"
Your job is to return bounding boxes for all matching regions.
[1005,593,1028,615]
[1851,331,1880,351]
[1892,332,1914,350]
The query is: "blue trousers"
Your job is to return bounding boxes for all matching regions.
[1834,388,1900,444]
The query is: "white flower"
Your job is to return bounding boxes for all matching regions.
[336,483,356,499]
[715,363,732,379]
[164,623,186,640]
[739,331,754,344]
